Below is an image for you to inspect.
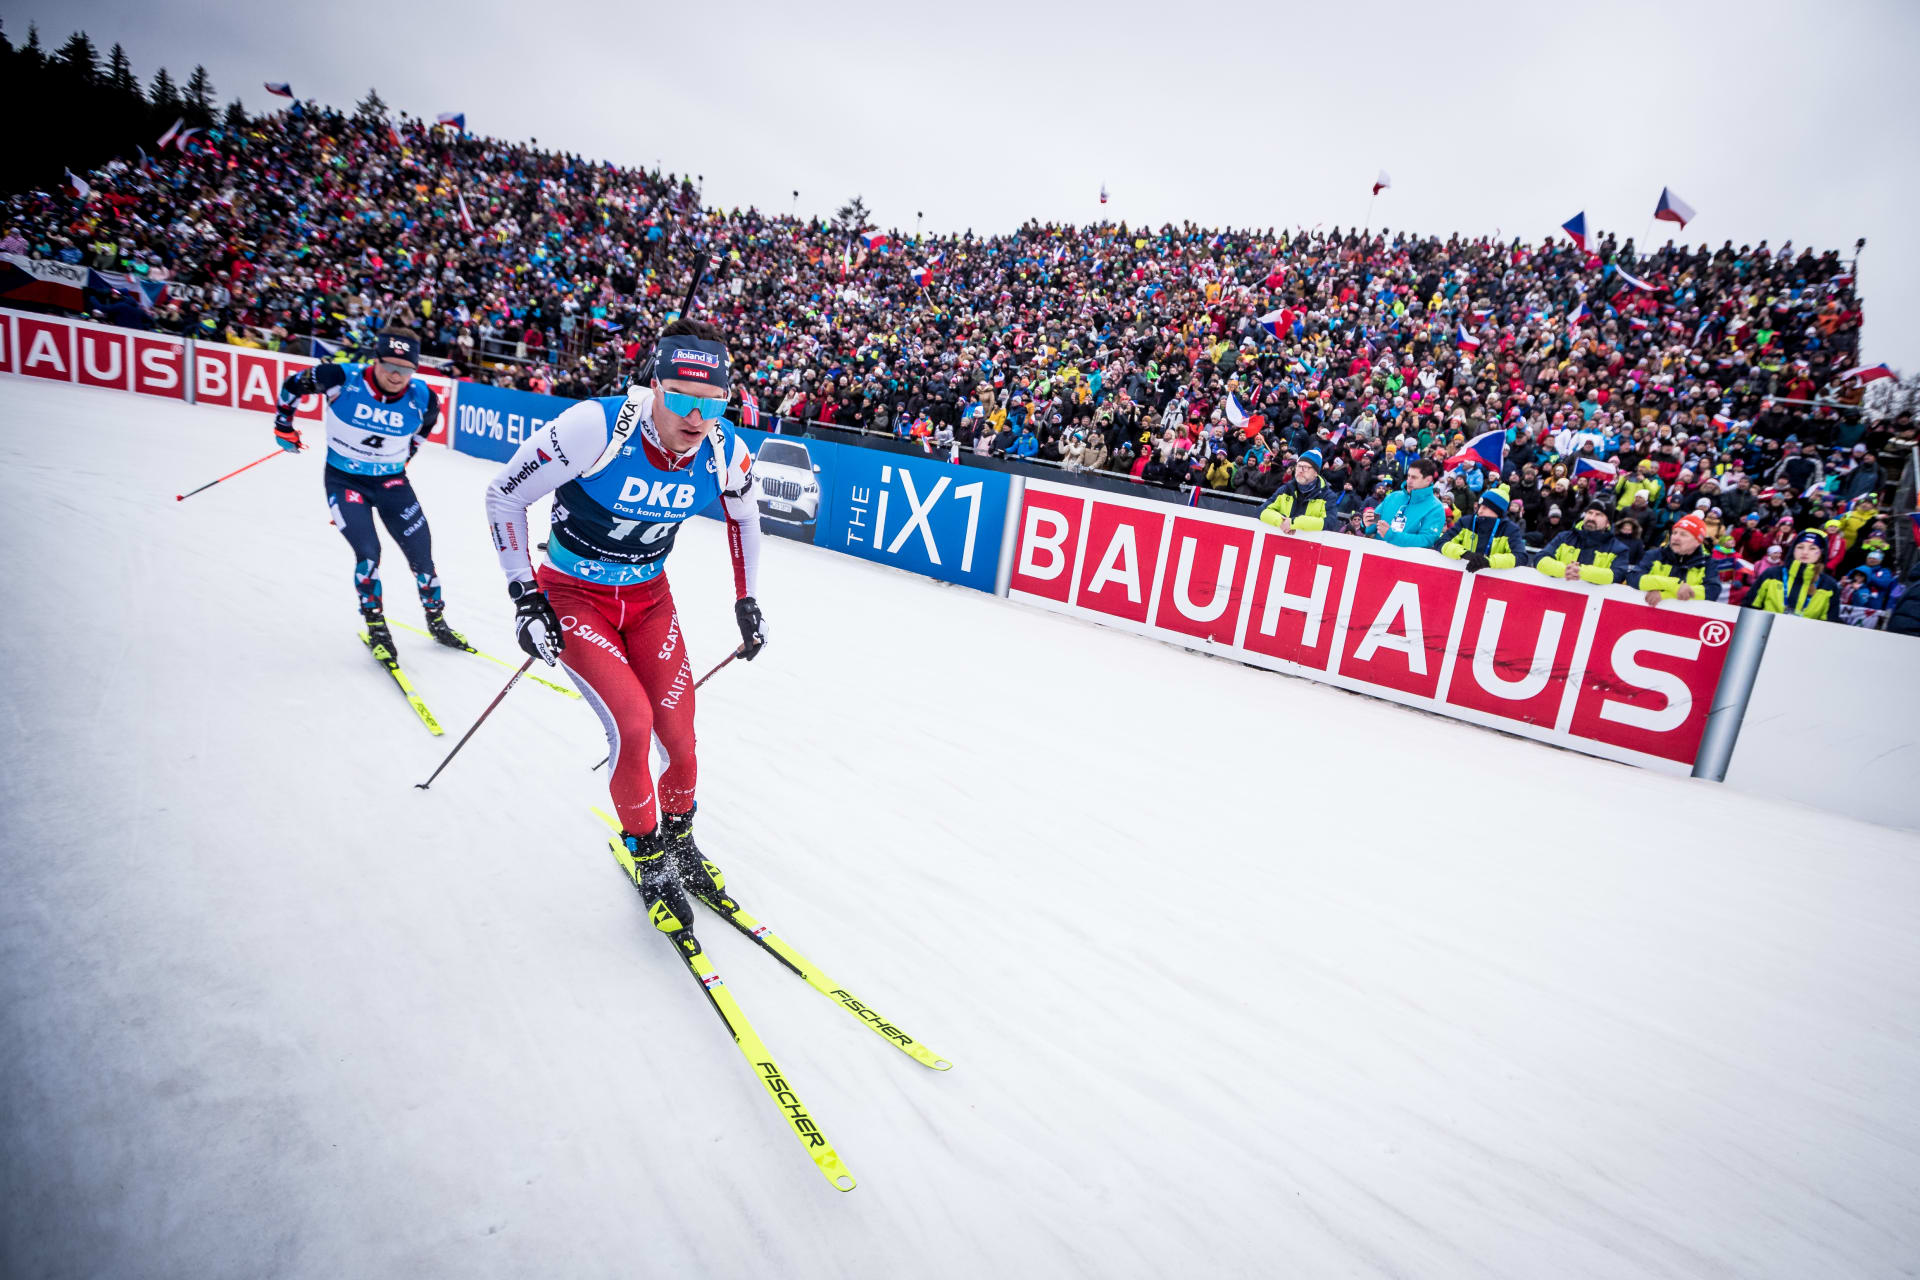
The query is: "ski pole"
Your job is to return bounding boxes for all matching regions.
[176,448,288,502]
[415,657,536,790]
[592,647,741,772]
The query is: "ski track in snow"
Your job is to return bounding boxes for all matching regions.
[1,376,1917,1280]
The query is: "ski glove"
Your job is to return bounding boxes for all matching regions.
[509,580,566,665]
[272,416,302,452]
[734,596,767,660]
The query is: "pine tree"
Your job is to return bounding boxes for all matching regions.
[223,99,248,131]
[150,67,179,112]
[54,30,98,79]
[184,64,216,119]
[22,22,43,64]
[832,195,871,232]
[355,87,389,121]
[108,42,138,94]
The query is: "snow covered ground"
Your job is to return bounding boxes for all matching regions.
[2,375,1917,1280]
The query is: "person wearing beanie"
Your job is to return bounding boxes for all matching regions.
[1536,501,1631,586]
[1747,528,1839,621]
[1259,447,1339,534]
[1361,456,1447,549]
[1439,483,1525,572]
[1632,512,1723,603]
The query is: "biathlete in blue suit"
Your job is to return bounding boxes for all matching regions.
[271,327,457,651]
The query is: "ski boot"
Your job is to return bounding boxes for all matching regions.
[663,808,732,910]
[361,602,396,655]
[421,601,467,650]
[623,825,696,935]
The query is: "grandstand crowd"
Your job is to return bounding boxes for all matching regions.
[5,88,1917,630]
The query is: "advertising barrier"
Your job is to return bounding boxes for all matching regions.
[1007,478,1745,773]
[728,426,1011,593]
[0,306,458,442]
[436,383,1015,594]
[447,381,577,462]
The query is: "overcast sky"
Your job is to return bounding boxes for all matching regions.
[8,0,1916,365]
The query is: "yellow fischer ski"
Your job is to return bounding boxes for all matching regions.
[597,809,856,1193]
[390,619,580,699]
[361,631,443,735]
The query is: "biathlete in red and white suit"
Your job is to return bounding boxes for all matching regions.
[482,319,766,933]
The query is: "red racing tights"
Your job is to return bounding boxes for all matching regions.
[538,565,696,836]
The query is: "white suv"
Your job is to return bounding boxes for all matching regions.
[753,437,823,542]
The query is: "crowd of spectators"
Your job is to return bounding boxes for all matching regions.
[5,92,1916,629]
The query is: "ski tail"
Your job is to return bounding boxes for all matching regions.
[590,807,950,1071]
[593,809,856,1192]
[362,630,443,735]
[390,619,580,699]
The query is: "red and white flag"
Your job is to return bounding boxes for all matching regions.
[1372,170,1392,196]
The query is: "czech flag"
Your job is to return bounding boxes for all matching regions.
[1568,301,1590,331]
[1257,308,1287,337]
[1629,316,1650,332]
[1573,457,1619,481]
[457,189,475,232]
[157,117,185,149]
[1613,265,1658,293]
[1456,324,1481,350]
[1223,393,1266,439]
[1445,428,1504,473]
[1372,169,1391,196]
[436,112,466,131]
[1561,211,1588,252]
[1710,413,1733,432]
[928,251,946,268]
[910,268,934,288]
[860,230,890,250]
[264,82,294,98]
[1839,363,1895,385]
[1653,187,1696,229]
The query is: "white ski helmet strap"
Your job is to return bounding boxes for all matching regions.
[581,387,651,480]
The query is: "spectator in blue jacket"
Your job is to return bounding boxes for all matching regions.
[1360,457,1447,548]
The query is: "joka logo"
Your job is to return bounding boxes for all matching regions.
[616,478,698,509]
[669,348,720,368]
[353,404,405,428]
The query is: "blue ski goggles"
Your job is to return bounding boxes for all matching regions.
[659,389,729,422]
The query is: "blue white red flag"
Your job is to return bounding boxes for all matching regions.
[436,112,466,131]
[1187,483,1203,507]
[1456,324,1481,350]
[1257,309,1287,337]
[1568,301,1590,330]
[1654,187,1696,228]
[1840,363,1895,385]
[157,117,184,149]
[1613,265,1658,292]
[1446,429,1505,472]
[740,389,760,427]
[910,268,933,288]
[264,82,293,98]
[860,230,890,250]
[1573,457,1618,481]
[1561,211,1588,252]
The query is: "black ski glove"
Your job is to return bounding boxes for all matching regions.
[509,580,566,665]
[1463,552,1492,574]
[734,596,767,660]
